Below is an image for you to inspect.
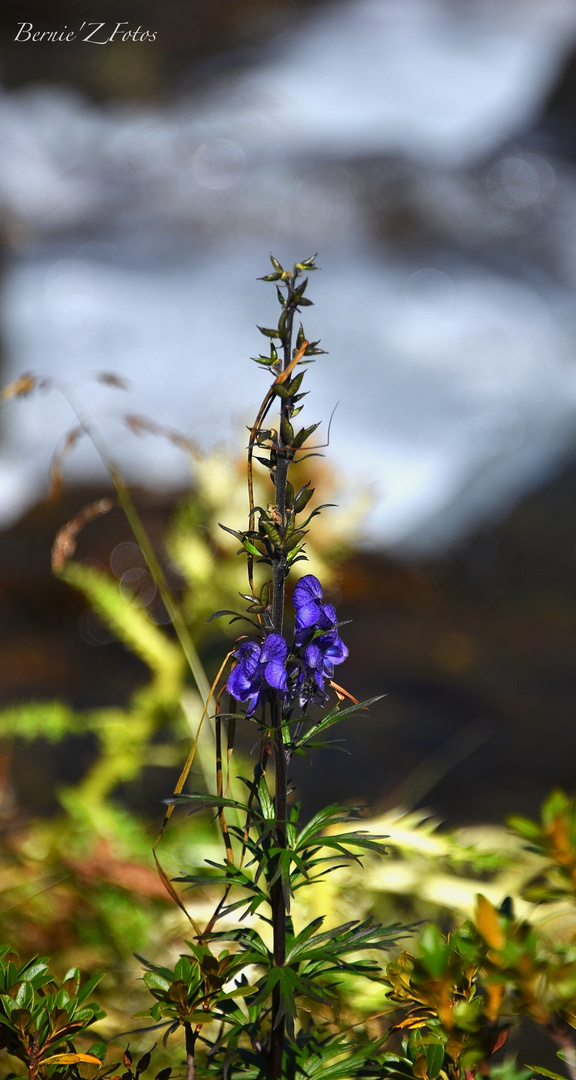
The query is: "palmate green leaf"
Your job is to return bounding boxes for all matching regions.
[289,917,404,965]
[284,848,312,886]
[315,831,391,860]
[292,696,386,749]
[288,917,325,950]
[227,819,275,853]
[249,966,331,1039]
[295,803,381,850]
[208,926,271,965]
[296,1039,384,1080]
[177,864,269,909]
[216,892,269,921]
[58,561,183,686]
[270,1027,387,1080]
[291,862,352,891]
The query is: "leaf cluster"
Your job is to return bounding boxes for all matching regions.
[137,942,253,1037]
[509,790,576,904]
[382,891,576,1080]
[161,786,404,1052]
[174,784,392,909]
[0,947,105,1079]
[205,1024,386,1080]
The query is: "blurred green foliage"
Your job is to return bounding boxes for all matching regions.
[0,446,362,1043]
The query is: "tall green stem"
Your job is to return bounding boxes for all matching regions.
[269,272,298,1077]
[185,1021,197,1080]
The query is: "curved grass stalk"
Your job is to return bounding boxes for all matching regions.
[58,384,212,709]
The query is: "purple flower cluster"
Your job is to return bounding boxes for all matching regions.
[293,575,348,704]
[227,634,288,717]
[227,575,348,717]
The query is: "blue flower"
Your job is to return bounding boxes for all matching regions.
[292,575,348,701]
[228,577,348,715]
[227,633,289,717]
[293,575,333,639]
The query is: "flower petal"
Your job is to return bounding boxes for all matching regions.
[318,602,337,628]
[261,633,288,662]
[245,687,263,717]
[325,637,348,665]
[265,660,288,692]
[227,663,254,699]
[235,640,262,676]
[295,600,323,630]
[293,575,323,609]
[303,643,322,670]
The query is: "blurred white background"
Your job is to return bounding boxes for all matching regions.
[3,0,576,553]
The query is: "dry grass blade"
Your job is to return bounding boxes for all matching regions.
[96,372,130,390]
[124,414,200,456]
[153,650,236,937]
[215,700,234,864]
[1,374,38,400]
[48,425,86,500]
[152,850,203,936]
[51,498,114,572]
[154,649,235,841]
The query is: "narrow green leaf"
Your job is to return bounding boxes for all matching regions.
[292,422,320,448]
[526,1069,565,1080]
[281,417,294,444]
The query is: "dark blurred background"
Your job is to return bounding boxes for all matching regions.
[3,0,576,828]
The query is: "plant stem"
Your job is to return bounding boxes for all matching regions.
[28,1030,39,1080]
[270,272,297,635]
[270,693,288,1078]
[269,270,298,1077]
[185,1021,197,1080]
